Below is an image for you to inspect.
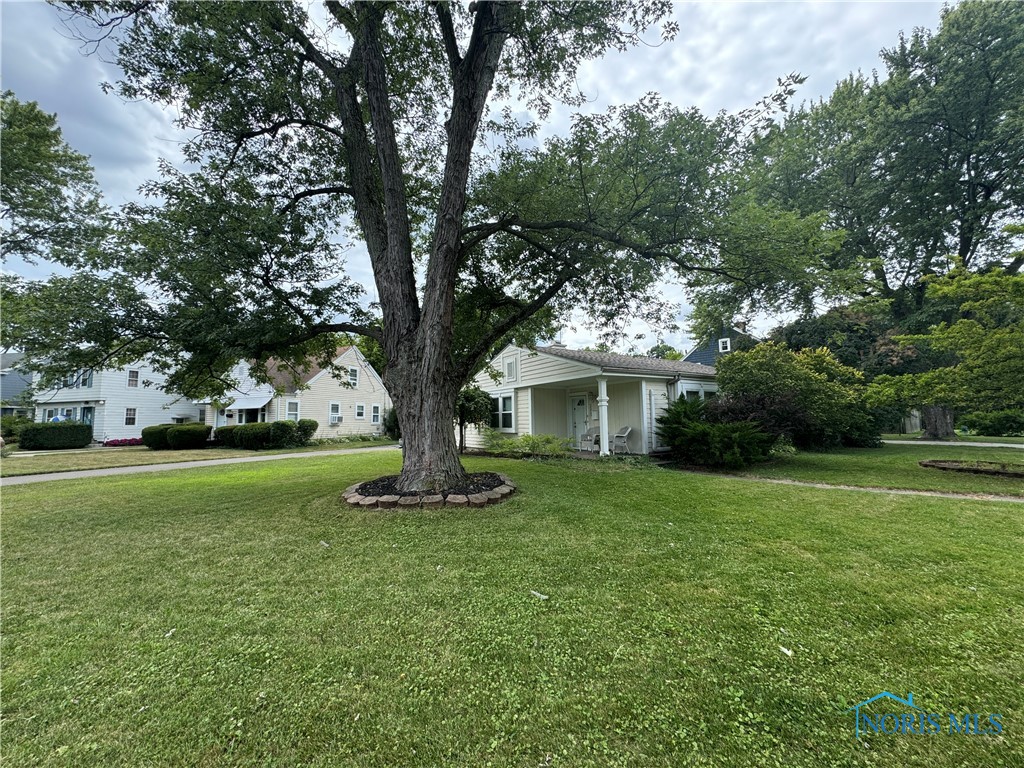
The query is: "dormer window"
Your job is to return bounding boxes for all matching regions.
[718,338,731,353]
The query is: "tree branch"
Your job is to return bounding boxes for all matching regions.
[277,185,354,213]
[432,1,462,72]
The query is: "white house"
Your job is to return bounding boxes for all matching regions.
[464,343,718,455]
[32,362,196,441]
[203,346,391,439]
[32,346,392,443]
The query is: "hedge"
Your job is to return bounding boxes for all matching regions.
[234,422,274,450]
[141,424,177,451]
[296,419,319,443]
[214,425,238,447]
[19,421,93,450]
[167,424,213,450]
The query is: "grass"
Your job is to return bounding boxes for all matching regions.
[2,454,1021,767]
[883,432,1024,445]
[0,439,397,477]
[730,444,1024,498]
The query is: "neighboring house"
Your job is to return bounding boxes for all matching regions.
[463,343,717,455]
[32,361,196,441]
[682,323,762,366]
[1,352,34,417]
[203,346,391,439]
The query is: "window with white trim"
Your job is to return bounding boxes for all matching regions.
[125,408,137,426]
[718,338,731,353]
[329,402,342,425]
[127,369,140,387]
[198,407,207,424]
[490,393,514,432]
[44,408,57,421]
[371,404,381,424]
[81,369,93,388]
[355,403,365,419]
[285,400,300,422]
[348,367,359,387]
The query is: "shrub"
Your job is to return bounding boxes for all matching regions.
[215,425,238,447]
[958,410,1024,437]
[19,421,93,450]
[269,420,299,447]
[1,414,33,442]
[166,424,212,450]
[296,419,319,444]
[103,437,144,447]
[382,407,401,440]
[480,428,572,457]
[234,422,274,450]
[141,424,177,450]
[657,396,774,469]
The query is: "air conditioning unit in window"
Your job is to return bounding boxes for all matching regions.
[330,415,342,425]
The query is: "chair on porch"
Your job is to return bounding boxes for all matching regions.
[578,427,600,453]
[611,426,632,454]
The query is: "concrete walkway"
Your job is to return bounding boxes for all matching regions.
[884,439,1022,449]
[1,445,400,486]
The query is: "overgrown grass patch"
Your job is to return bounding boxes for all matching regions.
[3,454,1021,766]
[733,444,1023,497]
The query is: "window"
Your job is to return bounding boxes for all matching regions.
[718,338,731,353]
[125,408,137,426]
[44,408,57,421]
[685,390,702,402]
[503,355,518,383]
[81,369,93,388]
[62,372,76,388]
[285,401,300,422]
[490,394,514,432]
[371,405,381,425]
[355,403,365,419]
[198,407,207,424]
[329,402,342,425]
[127,369,140,387]
[348,367,359,387]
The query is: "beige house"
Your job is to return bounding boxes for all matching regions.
[464,343,717,455]
[205,346,391,439]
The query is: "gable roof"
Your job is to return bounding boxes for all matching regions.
[265,346,353,390]
[536,345,715,377]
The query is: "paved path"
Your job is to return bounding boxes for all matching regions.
[1,445,400,486]
[883,439,1022,449]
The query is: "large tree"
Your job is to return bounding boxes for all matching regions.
[3,2,833,491]
[754,0,1024,318]
[0,91,107,264]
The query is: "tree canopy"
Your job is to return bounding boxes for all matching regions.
[3,1,835,491]
[0,91,107,264]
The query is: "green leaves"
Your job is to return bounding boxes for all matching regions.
[0,91,108,264]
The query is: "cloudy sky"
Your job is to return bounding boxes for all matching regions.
[1,0,948,352]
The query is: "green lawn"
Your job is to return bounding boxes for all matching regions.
[0,439,397,477]
[3,454,1021,767]
[732,444,1023,498]
[883,432,1024,445]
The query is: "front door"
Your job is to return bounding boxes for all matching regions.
[570,395,589,446]
[80,406,94,426]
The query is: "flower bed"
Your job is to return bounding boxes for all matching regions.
[103,437,144,447]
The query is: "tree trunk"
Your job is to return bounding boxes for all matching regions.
[385,354,468,492]
[921,405,955,440]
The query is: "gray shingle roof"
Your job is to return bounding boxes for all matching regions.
[536,345,715,377]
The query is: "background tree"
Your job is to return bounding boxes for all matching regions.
[0,91,107,263]
[645,342,683,360]
[455,386,493,454]
[4,1,833,492]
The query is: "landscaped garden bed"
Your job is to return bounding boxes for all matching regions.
[343,471,516,508]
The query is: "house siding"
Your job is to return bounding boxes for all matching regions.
[532,388,568,437]
[607,381,644,453]
[288,349,391,438]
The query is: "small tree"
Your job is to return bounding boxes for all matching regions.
[456,386,493,454]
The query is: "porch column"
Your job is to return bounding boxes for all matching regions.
[597,376,610,455]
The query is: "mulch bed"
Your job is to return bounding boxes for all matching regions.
[358,472,505,498]
[342,472,516,509]
[919,459,1024,478]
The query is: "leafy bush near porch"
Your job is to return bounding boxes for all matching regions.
[141,424,177,451]
[296,419,319,443]
[656,397,774,469]
[229,420,320,450]
[18,421,92,450]
[214,425,238,447]
[481,428,572,457]
[166,424,212,450]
